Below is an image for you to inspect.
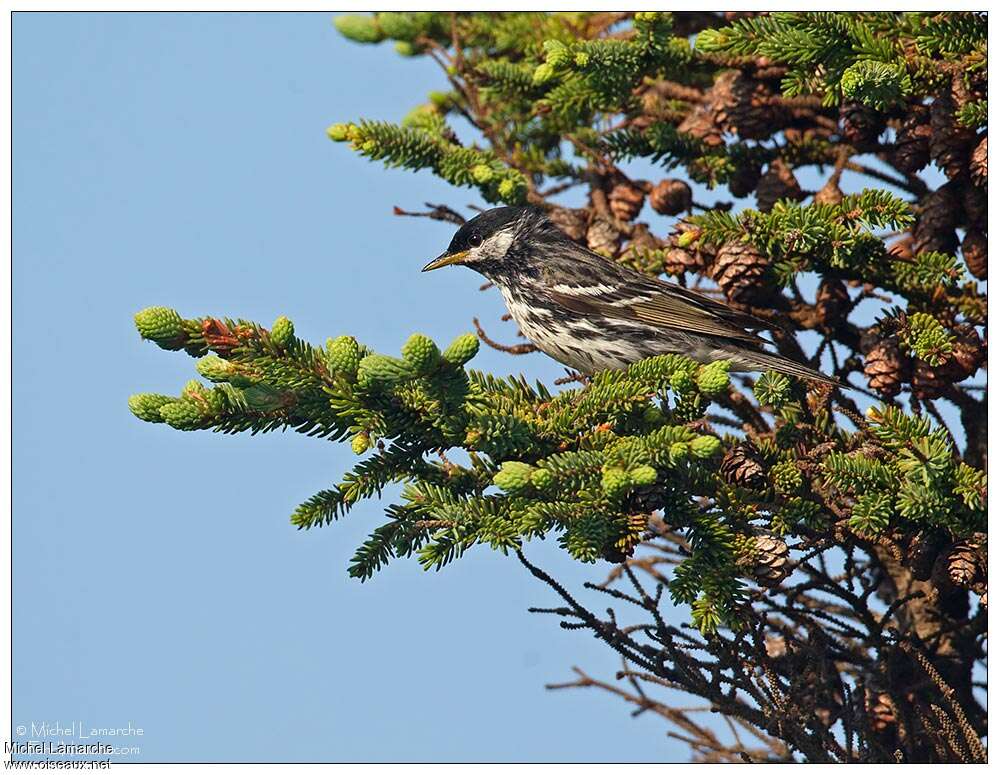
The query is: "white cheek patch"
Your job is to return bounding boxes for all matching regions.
[469,229,515,263]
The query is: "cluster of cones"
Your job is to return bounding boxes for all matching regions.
[546,64,986,401]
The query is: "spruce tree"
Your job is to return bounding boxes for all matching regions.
[131,13,987,762]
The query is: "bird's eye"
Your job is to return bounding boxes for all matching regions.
[467,232,483,248]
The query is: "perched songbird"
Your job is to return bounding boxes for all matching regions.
[423,206,838,385]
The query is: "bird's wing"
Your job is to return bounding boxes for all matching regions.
[544,273,777,346]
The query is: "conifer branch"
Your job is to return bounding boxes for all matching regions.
[133,12,987,762]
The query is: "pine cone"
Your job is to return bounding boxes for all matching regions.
[929,91,976,180]
[710,71,781,140]
[649,179,692,216]
[662,224,713,276]
[951,69,985,109]
[863,336,909,398]
[628,483,666,515]
[548,206,589,243]
[962,183,987,233]
[815,278,850,326]
[944,539,986,589]
[840,102,884,151]
[677,102,724,147]
[913,183,960,255]
[601,545,630,564]
[962,229,987,280]
[720,442,765,489]
[753,534,790,587]
[727,161,762,199]
[608,181,647,222]
[663,246,706,276]
[888,107,931,173]
[907,531,946,581]
[934,534,987,592]
[970,135,987,188]
[586,216,622,256]
[755,159,804,213]
[712,241,771,304]
[911,360,948,400]
[939,324,984,381]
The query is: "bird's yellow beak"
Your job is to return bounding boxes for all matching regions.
[422,250,469,272]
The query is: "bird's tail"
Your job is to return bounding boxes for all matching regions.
[738,349,843,387]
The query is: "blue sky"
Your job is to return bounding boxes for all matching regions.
[13,12,699,763]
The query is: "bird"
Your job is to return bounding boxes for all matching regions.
[422,205,839,386]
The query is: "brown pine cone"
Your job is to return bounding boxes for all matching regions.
[912,183,960,256]
[663,246,705,277]
[907,530,946,581]
[951,70,985,108]
[911,360,948,400]
[962,184,987,232]
[586,216,622,257]
[601,546,629,564]
[971,134,987,188]
[840,102,884,151]
[755,159,804,213]
[649,179,692,216]
[548,206,589,243]
[888,106,931,173]
[608,181,647,222]
[662,224,713,276]
[939,324,985,381]
[962,229,987,280]
[727,161,762,199]
[946,540,985,589]
[753,534,790,587]
[929,91,976,180]
[720,442,765,489]
[863,336,909,398]
[712,241,771,304]
[815,278,850,326]
[677,101,724,147]
[934,534,986,591]
[710,70,781,140]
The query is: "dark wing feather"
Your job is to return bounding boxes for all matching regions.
[546,270,777,346]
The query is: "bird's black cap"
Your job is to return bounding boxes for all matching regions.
[445,205,538,254]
